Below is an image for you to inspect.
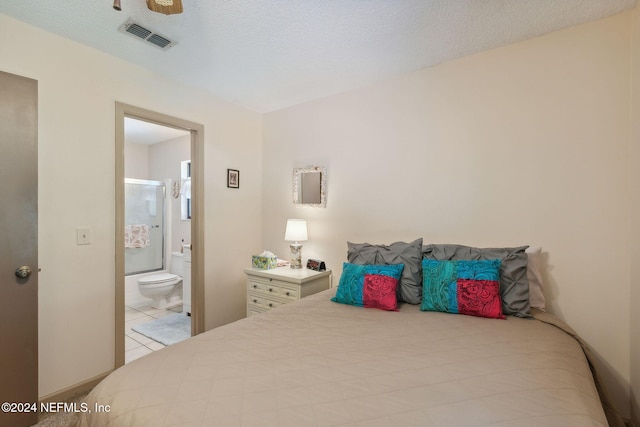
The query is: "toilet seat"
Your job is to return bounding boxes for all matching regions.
[139,273,180,285]
[137,272,183,309]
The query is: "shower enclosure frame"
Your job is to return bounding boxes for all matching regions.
[124,178,167,276]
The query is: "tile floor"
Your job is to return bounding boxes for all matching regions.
[124,304,184,364]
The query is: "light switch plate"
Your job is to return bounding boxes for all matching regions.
[77,227,91,245]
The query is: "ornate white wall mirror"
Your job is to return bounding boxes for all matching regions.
[293,166,326,208]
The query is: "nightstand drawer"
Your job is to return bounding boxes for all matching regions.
[244,267,331,317]
[247,293,282,311]
[247,279,270,294]
[248,278,299,300]
[278,287,298,300]
[248,279,282,296]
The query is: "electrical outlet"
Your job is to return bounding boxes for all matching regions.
[77,227,91,245]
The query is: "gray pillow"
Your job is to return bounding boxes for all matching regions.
[422,244,531,318]
[347,238,423,305]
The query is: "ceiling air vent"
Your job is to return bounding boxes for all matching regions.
[118,18,176,50]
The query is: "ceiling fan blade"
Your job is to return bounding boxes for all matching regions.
[146,0,183,15]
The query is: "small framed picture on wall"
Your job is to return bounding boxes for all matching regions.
[227,169,239,188]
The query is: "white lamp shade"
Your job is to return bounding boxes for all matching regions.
[284,219,308,242]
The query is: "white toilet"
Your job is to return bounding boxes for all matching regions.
[138,251,184,309]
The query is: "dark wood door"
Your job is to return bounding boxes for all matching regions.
[0,70,38,427]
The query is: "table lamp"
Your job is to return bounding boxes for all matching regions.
[284,219,308,269]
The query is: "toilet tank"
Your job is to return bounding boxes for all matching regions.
[170,251,184,276]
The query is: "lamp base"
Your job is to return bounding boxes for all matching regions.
[289,243,303,269]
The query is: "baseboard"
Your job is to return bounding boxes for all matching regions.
[39,370,112,403]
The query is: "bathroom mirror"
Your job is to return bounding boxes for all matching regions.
[293,166,326,208]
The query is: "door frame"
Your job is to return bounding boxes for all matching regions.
[114,102,205,368]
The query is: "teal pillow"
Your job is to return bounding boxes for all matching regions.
[422,244,531,318]
[421,259,504,319]
[332,262,404,311]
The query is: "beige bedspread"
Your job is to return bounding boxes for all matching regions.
[76,289,611,426]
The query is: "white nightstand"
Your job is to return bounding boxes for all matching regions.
[244,267,332,317]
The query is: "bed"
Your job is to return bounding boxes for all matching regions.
[76,242,623,426]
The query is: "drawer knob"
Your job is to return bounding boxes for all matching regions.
[268,288,273,292]
[285,291,290,296]
[253,284,257,288]
[268,303,273,307]
[253,299,257,303]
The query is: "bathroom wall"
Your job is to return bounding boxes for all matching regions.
[124,142,149,180]
[0,14,262,398]
[148,134,191,253]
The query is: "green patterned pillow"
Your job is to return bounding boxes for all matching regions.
[422,259,504,319]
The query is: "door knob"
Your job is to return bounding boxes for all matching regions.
[15,266,32,279]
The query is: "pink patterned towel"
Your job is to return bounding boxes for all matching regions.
[125,224,150,248]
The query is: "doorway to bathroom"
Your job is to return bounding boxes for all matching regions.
[115,102,204,368]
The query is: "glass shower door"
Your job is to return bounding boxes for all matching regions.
[124,178,165,275]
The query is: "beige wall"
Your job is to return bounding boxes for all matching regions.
[148,135,191,252]
[631,7,640,427]
[263,13,633,418]
[0,14,262,398]
[123,142,149,179]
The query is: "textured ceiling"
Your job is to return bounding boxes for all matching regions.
[0,0,636,113]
